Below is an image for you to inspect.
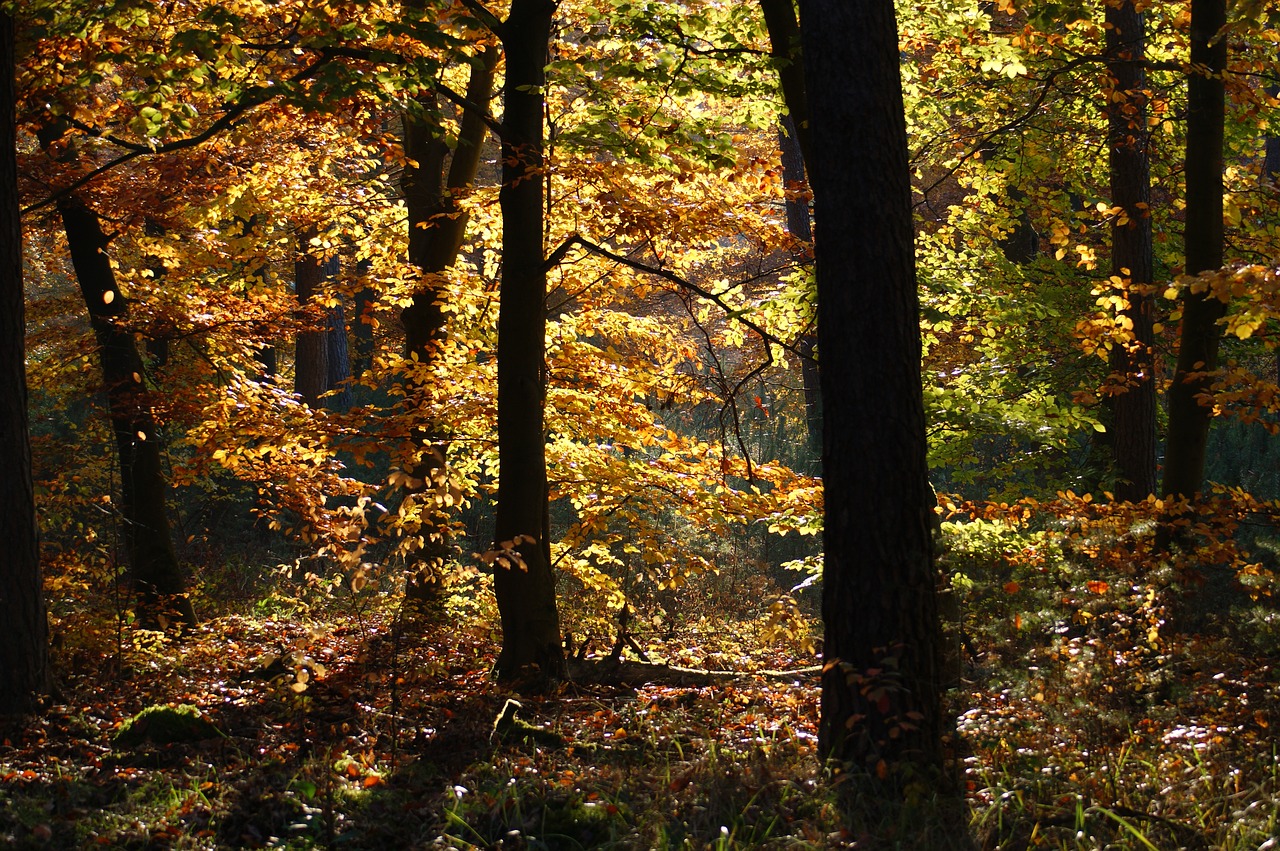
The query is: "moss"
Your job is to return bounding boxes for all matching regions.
[112,704,222,748]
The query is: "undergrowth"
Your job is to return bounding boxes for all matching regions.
[4,496,1280,848]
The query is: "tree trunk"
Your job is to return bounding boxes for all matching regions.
[294,235,330,408]
[778,116,822,460]
[493,0,565,684]
[351,267,376,379]
[761,0,811,168]
[1161,0,1227,502]
[1104,0,1158,501]
[0,9,49,713]
[800,0,942,770]
[323,256,352,412]
[399,46,499,593]
[51,193,194,627]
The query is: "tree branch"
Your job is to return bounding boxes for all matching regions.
[542,234,807,360]
[22,53,338,215]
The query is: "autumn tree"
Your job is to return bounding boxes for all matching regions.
[37,123,195,627]
[398,42,499,594]
[492,0,564,683]
[1103,0,1157,500]
[801,0,942,769]
[1162,0,1228,503]
[0,7,48,714]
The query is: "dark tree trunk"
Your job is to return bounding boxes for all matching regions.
[1161,0,1227,502]
[398,46,499,592]
[326,300,352,410]
[351,269,376,379]
[294,236,330,408]
[778,117,822,460]
[322,256,352,411]
[493,0,565,683]
[800,0,941,769]
[257,346,278,380]
[0,10,49,713]
[52,197,193,627]
[761,0,811,168]
[1104,0,1158,501]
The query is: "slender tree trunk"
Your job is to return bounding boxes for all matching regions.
[324,302,352,409]
[51,194,194,627]
[0,10,49,713]
[1105,0,1158,501]
[778,117,822,460]
[322,256,352,412]
[1161,0,1227,502]
[294,234,330,407]
[801,0,941,769]
[493,0,565,683]
[399,46,498,593]
[761,0,811,168]
[351,266,376,379]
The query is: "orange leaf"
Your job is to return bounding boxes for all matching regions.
[1086,580,1109,594]
[1003,581,1021,594]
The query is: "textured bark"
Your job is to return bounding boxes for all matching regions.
[399,47,498,592]
[1161,0,1227,502]
[493,0,565,683]
[801,0,941,769]
[1104,0,1158,501]
[0,10,49,713]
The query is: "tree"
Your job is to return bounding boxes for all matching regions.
[398,44,499,594]
[1161,0,1227,503]
[38,125,196,628]
[492,0,565,683]
[294,234,331,409]
[0,8,48,714]
[1103,0,1157,501]
[800,0,942,768]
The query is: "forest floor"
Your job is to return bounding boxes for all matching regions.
[3,567,1280,849]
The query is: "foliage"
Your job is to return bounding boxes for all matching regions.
[8,0,1280,844]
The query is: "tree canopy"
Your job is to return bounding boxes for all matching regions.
[4,0,1280,845]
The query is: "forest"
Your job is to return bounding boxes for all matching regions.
[2,0,1279,847]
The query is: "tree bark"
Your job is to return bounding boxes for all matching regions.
[1104,0,1158,501]
[800,0,942,770]
[1161,0,1227,502]
[493,0,565,683]
[0,9,49,713]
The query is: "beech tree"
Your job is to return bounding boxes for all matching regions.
[492,0,564,682]
[1103,0,1157,501]
[398,44,499,595]
[0,8,48,714]
[801,0,942,768]
[38,124,195,627]
[1161,0,1228,503]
